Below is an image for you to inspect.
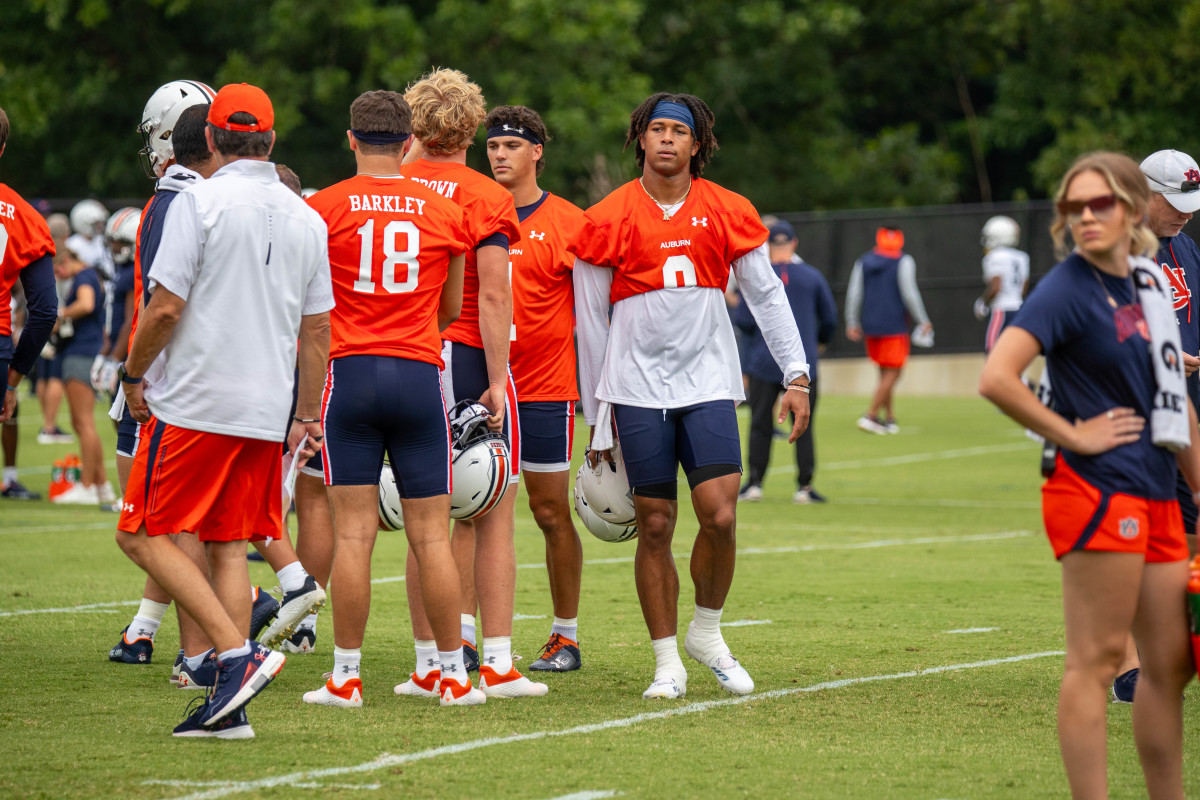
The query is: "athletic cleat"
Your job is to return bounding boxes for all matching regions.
[394,670,440,698]
[462,640,479,673]
[478,666,549,698]
[642,675,686,699]
[173,698,255,740]
[249,587,280,641]
[177,652,218,690]
[685,640,754,695]
[199,641,285,727]
[170,650,184,684]
[109,626,154,664]
[884,419,900,434]
[279,627,316,654]
[857,414,887,435]
[802,486,827,503]
[529,633,581,672]
[737,484,763,503]
[37,426,73,445]
[303,675,363,708]
[1,480,41,500]
[260,576,326,648]
[439,677,486,706]
[792,488,813,505]
[1112,668,1139,704]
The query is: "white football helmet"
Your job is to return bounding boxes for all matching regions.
[574,443,635,525]
[137,80,216,179]
[69,199,108,237]
[448,400,510,520]
[574,478,638,542]
[378,462,405,531]
[981,215,1020,249]
[104,207,141,265]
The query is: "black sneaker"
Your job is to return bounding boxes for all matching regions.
[529,633,581,672]
[279,627,316,654]
[1112,668,1139,703]
[173,697,255,739]
[177,651,218,690]
[199,641,285,727]
[109,626,153,664]
[259,576,326,648]
[800,485,828,503]
[249,586,280,641]
[463,640,479,673]
[1,480,40,500]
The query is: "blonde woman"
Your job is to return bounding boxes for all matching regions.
[980,151,1198,799]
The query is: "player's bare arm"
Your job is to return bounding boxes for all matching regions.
[292,310,330,461]
[475,242,511,429]
[438,253,465,331]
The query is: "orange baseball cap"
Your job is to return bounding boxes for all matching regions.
[208,83,274,132]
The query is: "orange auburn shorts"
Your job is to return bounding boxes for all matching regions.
[117,417,283,542]
[865,334,909,369]
[1042,453,1187,563]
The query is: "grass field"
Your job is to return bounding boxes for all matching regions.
[1,391,1197,799]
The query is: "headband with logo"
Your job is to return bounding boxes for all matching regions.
[486,123,543,146]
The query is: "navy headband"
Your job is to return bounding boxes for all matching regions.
[649,100,695,133]
[486,123,543,147]
[351,129,410,145]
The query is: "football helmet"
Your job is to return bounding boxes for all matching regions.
[137,80,216,179]
[574,478,637,542]
[104,207,141,265]
[981,215,1020,250]
[378,461,405,531]
[574,443,635,525]
[69,199,108,238]
[448,400,510,520]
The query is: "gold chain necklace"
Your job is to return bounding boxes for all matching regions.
[638,177,691,220]
[1090,264,1133,309]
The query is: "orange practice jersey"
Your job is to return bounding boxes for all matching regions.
[509,193,586,401]
[399,159,520,350]
[572,179,767,304]
[0,184,55,337]
[307,174,471,364]
[130,196,155,342]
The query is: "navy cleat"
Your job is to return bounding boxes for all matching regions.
[199,641,285,727]
[529,633,581,672]
[173,697,255,740]
[260,576,326,649]
[170,650,185,684]
[109,626,153,664]
[463,640,479,673]
[1112,668,1139,704]
[279,627,316,654]
[249,586,280,641]
[1,480,41,500]
[177,652,218,690]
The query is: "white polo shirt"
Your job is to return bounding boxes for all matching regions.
[145,159,333,442]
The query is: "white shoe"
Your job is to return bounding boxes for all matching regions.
[394,671,440,698]
[884,419,899,434]
[302,676,363,708]
[53,483,99,505]
[737,485,763,503]
[856,415,887,435]
[440,678,486,706]
[792,488,812,504]
[96,482,117,504]
[642,674,687,699]
[684,625,755,695]
[478,666,548,697]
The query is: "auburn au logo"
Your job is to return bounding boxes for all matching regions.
[1162,263,1191,311]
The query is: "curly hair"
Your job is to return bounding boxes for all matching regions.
[0,107,9,151]
[1050,151,1158,260]
[625,93,717,179]
[404,68,486,156]
[484,105,549,176]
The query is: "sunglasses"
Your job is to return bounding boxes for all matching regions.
[1056,194,1119,220]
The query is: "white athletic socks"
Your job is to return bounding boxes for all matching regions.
[439,648,467,683]
[550,616,578,642]
[184,649,214,670]
[482,637,513,674]
[300,612,318,631]
[332,647,361,688]
[651,636,687,679]
[2,466,17,486]
[127,598,169,642]
[687,605,727,657]
[414,640,439,679]
[461,613,477,647]
[276,561,309,594]
[218,639,251,663]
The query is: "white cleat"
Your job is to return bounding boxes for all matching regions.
[394,671,440,698]
[478,666,549,698]
[302,677,363,708]
[439,678,487,706]
[685,628,755,695]
[642,674,687,699]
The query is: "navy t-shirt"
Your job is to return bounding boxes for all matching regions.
[733,260,837,384]
[109,261,136,340]
[1013,252,1176,500]
[1154,232,1200,409]
[59,267,104,358]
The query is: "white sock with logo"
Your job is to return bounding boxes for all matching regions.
[439,648,467,684]
[332,647,361,688]
[414,640,439,679]
[482,636,513,675]
[127,598,169,642]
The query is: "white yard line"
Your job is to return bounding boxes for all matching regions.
[944,627,1000,634]
[542,793,620,800]
[0,600,139,618]
[150,651,1063,800]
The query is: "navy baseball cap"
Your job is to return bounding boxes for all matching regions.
[769,220,796,244]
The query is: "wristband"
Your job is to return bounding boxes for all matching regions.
[786,384,810,394]
[5,384,16,392]
[118,364,143,385]
[294,417,320,423]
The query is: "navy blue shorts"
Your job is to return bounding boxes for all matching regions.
[612,400,742,496]
[1177,470,1198,531]
[440,341,520,484]
[517,400,575,472]
[285,366,323,475]
[321,355,451,498]
[116,401,142,458]
[37,354,62,381]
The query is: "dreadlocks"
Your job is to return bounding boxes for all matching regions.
[624,93,718,179]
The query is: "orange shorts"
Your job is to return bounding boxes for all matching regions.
[117,417,283,542]
[865,334,909,368]
[1042,454,1187,563]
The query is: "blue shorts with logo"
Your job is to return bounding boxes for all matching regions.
[321,354,451,498]
[612,400,742,497]
[440,341,520,484]
[517,400,575,472]
[116,400,142,458]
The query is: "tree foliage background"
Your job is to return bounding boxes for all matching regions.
[3,0,1200,212]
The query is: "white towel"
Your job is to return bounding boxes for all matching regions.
[108,383,126,422]
[592,401,615,451]
[1132,256,1190,452]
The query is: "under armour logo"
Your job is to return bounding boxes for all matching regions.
[529,230,546,240]
[253,651,267,662]
[502,124,525,134]
[123,502,135,512]
[341,664,358,674]
[444,663,459,673]
[425,658,437,668]
[485,655,496,664]
[692,217,708,227]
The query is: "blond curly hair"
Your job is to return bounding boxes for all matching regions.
[1051,151,1159,260]
[404,68,486,156]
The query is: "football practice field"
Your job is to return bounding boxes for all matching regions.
[2,391,1198,799]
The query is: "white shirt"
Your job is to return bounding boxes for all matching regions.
[574,242,808,442]
[983,246,1029,312]
[145,159,334,441]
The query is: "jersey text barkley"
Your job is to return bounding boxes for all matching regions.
[347,194,427,215]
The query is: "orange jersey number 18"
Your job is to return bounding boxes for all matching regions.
[354,218,421,295]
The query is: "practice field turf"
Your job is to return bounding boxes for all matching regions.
[2,392,1198,799]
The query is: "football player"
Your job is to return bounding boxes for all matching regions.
[303,90,483,706]
[398,69,546,698]
[485,105,587,672]
[573,93,810,699]
[975,216,1029,353]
